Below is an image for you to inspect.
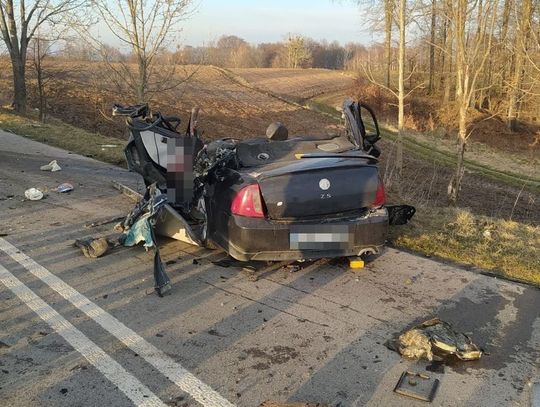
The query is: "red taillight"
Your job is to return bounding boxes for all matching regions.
[231,184,265,218]
[371,179,385,208]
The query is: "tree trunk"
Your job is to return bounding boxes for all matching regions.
[35,37,45,122]
[384,0,393,88]
[443,0,453,103]
[507,0,532,131]
[396,0,405,181]
[137,56,148,103]
[448,116,466,205]
[428,0,436,94]
[11,59,27,113]
[438,18,446,93]
[448,92,467,205]
[448,0,466,205]
[499,0,512,89]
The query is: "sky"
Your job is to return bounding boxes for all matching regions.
[178,0,375,46]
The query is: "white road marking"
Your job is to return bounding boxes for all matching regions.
[0,237,235,407]
[0,263,165,407]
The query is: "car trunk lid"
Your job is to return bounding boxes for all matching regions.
[256,157,380,220]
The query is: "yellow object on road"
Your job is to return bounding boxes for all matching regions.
[349,258,365,269]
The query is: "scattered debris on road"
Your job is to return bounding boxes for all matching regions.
[98,144,120,149]
[388,318,483,362]
[73,183,172,296]
[56,183,74,193]
[74,237,113,258]
[40,160,61,172]
[85,216,125,228]
[116,183,171,296]
[394,371,440,402]
[24,188,43,200]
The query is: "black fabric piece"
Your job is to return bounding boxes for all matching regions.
[149,198,170,296]
[387,205,416,225]
[153,247,171,297]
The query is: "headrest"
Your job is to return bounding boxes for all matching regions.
[266,122,288,141]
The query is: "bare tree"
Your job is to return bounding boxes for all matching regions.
[384,0,394,87]
[446,0,499,205]
[281,34,312,68]
[30,34,53,121]
[442,0,454,103]
[88,0,194,103]
[0,0,82,112]
[362,0,415,183]
[396,0,406,178]
[506,0,533,131]
[428,0,436,93]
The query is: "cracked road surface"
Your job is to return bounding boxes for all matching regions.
[0,130,539,407]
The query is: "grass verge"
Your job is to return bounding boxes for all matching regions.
[0,108,126,166]
[388,207,540,287]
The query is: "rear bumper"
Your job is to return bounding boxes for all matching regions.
[212,208,388,261]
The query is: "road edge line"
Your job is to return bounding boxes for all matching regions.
[0,263,165,407]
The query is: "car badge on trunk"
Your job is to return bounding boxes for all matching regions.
[319,178,331,190]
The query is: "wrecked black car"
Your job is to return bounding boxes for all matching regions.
[113,100,414,262]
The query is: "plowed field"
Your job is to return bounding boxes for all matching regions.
[231,68,354,100]
[0,63,341,140]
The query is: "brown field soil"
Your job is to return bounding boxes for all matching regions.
[0,62,340,141]
[231,68,354,100]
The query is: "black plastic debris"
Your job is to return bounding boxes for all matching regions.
[387,318,483,362]
[152,246,170,297]
[387,204,416,225]
[394,371,440,402]
[212,257,237,268]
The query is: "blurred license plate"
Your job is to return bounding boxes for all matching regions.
[290,224,352,250]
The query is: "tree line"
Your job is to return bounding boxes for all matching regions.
[55,34,366,71]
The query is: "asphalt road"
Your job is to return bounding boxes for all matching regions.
[0,130,539,407]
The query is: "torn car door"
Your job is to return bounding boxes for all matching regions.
[342,99,381,158]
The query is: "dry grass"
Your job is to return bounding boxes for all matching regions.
[389,207,540,286]
[0,108,126,165]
